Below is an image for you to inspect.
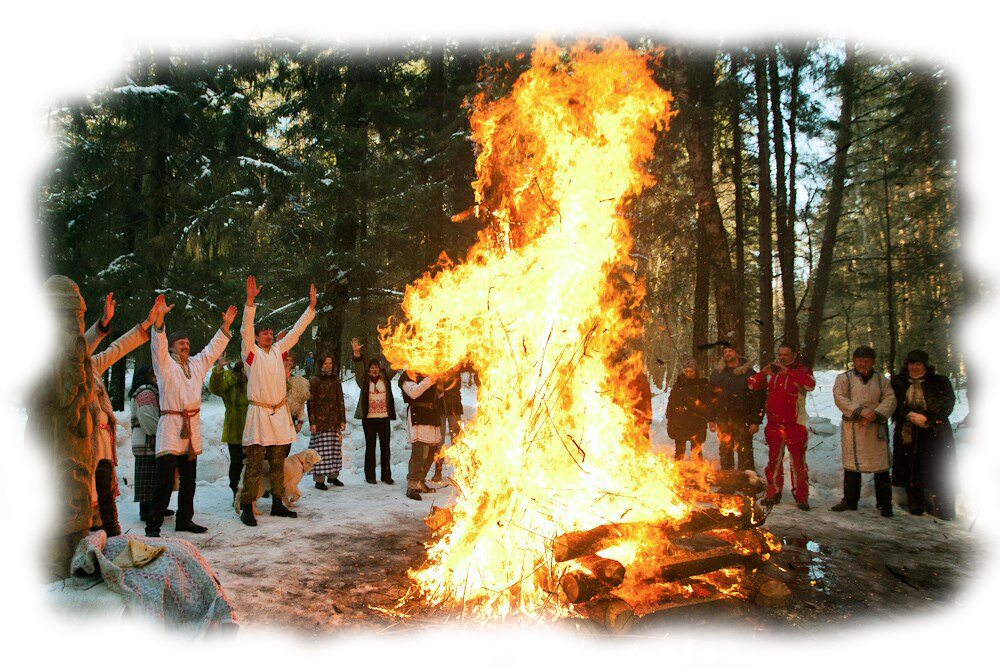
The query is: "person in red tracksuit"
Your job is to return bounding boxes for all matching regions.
[748,343,816,511]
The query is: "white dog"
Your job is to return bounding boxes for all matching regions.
[234,448,322,515]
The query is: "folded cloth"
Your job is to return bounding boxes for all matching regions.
[71,531,238,636]
[110,539,165,569]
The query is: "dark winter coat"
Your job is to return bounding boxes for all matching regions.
[399,373,444,426]
[890,368,956,491]
[308,372,347,433]
[440,375,463,417]
[352,355,397,421]
[708,357,765,426]
[667,374,711,442]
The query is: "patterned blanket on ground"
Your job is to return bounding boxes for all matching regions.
[71,531,238,636]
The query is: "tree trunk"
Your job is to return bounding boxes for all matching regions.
[949,54,989,423]
[769,47,799,348]
[729,49,747,353]
[693,217,710,371]
[802,42,857,368]
[753,51,774,360]
[674,48,741,347]
[881,141,898,372]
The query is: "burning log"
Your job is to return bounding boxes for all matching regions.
[651,547,765,583]
[552,506,757,563]
[559,554,628,603]
[577,555,626,587]
[560,571,612,604]
[574,595,635,635]
[552,616,607,650]
[638,595,747,628]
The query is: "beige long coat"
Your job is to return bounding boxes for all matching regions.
[833,369,897,473]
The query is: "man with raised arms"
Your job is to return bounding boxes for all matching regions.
[238,275,316,526]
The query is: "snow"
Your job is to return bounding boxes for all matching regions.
[0,371,1000,539]
[110,84,177,96]
[238,156,289,175]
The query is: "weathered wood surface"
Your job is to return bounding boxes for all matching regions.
[652,546,764,582]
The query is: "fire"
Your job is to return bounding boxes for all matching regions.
[379,38,708,622]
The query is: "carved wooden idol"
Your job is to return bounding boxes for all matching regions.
[17,275,94,583]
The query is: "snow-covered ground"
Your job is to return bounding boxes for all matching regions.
[0,371,1000,540]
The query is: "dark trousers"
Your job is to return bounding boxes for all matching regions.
[674,436,703,461]
[362,418,392,481]
[717,421,756,471]
[147,454,197,531]
[843,470,892,509]
[227,443,245,495]
[905,484,955,519]
[407,441,438,489]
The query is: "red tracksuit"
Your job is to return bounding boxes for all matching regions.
[748,363,816,503]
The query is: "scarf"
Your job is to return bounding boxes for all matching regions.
[901,376,927,445]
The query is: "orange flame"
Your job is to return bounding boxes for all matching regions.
[380,38,685,621]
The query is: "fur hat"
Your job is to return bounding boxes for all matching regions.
[43,275,85,312]
[903,349,930,366]
[682,359,697,370]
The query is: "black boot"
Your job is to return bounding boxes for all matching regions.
[271,498,298,518]
[95,460,121,537]
[240,503,258,527]
[176,521,208,533]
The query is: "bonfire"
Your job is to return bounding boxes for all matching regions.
[378,37,778,631]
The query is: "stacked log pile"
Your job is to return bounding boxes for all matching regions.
[554,469,777,634]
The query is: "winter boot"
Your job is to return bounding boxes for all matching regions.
[880,506,894,518]
[94,460,121,537]
[240,503,258,527]
[797,502,811,512]
[270,498,298,518]
[830,502,857,512]
[315,482,329,490]
[176,521,208,534]
[330,477,344,487]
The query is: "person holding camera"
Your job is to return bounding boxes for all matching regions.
[748,343,816,510]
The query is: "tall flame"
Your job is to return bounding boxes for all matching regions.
[380,38,686,621]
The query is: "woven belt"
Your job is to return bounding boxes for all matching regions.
[161,408,200,441]
[250,399,286,415]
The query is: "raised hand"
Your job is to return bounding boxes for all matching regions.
[351,337,363,357]
[309,283,317,309]
[221,305,238,333]
[246,275,263,306]
[152,294,174,329]
[101,292,116,327]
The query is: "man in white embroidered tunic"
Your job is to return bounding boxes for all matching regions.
[239,275,316,526]
[146,295,237,537]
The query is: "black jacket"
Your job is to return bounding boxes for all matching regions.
[667,374,711,442]
[708,358,765,425]
[890,368,956,491]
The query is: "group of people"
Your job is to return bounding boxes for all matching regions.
[49,275,957,539]
[124,277,468,541]
[664,341,957,519]
[113,275,317,535]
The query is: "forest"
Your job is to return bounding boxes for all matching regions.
[37,36,965,410]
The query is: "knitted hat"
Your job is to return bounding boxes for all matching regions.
[43,275,85,312]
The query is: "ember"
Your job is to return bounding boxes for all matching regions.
[379,37,776,627]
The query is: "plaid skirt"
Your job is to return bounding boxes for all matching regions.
[133,454,157,503]
[310,430,343,476]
